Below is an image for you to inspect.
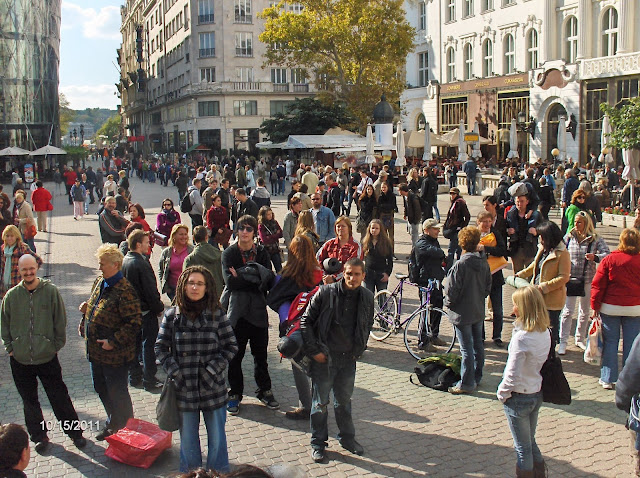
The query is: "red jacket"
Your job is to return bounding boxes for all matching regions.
[591,250,640,311]
[31,188,53,212]
[64,170,77,186]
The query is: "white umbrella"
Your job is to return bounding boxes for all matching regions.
[457,120,467,162]
[599,114,614,165]
[422,122,432,163]
[622,149,640,209]
[29,145,67,156]
[395,121,406,167]
[471,121,482,159]
[0,146,30,156]
[365,124,375,165]
[507,119,519,159]
[557,117,567,165]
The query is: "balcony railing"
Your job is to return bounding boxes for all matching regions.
[235,49,253,57]
[199,48,215,58]
[292,83,309,93]
[234,81,261,91]
[198,14,214,24]
[273,83,289,92]
[235,14,252,24]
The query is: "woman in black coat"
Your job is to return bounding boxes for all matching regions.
[357,184,377,238]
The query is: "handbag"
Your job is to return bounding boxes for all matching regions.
[540,329,572,405]
[566,241,592,297]
[153,231,168,247]
[213,227,233,245]
[156,318,180,432]
[584,315,603,365]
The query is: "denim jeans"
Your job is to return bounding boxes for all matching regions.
[90,361,134,431]
[364,270,388,298]
[25,237,36,253]
[466,175,476,195]
[228,318,271,398]
[270,252,282,273]
[446,232,461,271]
[278,178,285,195]
[503,391,544,471]
[292,363,312,410]
[600,313,640,383]
[345,191,356,215]
[488,276,504,341]
[408,222,420,246]
[419,287,443,343]
[84,195,90,214]
[129,311,159,385]
[560,282,592,345]
[179,407,229,473]
[454,321,484,391]
[310,358,356,450]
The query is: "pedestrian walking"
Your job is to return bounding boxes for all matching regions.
[30,181,52,233]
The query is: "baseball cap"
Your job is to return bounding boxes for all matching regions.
[422,218,441,230]
[449,187,460,195]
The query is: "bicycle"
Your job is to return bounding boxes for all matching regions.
[369,273,456,360]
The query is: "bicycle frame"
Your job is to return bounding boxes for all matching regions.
[377,277,439,330]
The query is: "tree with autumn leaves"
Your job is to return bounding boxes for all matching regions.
[259,0,414,133]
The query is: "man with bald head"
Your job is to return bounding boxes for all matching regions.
[0,255,86,453]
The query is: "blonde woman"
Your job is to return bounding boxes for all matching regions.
[13,190,36,252]
[158,224,194,300]
[407,168,421,194]
[497,286,551,478]
[294,210,320,253]
[0,225,42,298]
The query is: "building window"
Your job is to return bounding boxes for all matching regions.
[291,68,307,84]
[233,100,258,115]
[585,81,607,154]
[416,113,426,130]
[502,0,515,6]
[418,51,429,87]
[481,0,493,12]
[198,0,214,24]
[198,101,220,116]
[235,0,252,23]
[483,39,493,76]
[497,90,530,161]
[419,1,426,30]
[236,67,254,82]
[271,68,287,84]
[200,67,215,82]
[565,16,578,63]
[288,2,303,13]
[601,7,618,57]
[235,32,253,57]
[504,33,515,74]
[464,43,473,80]
[199,32,215,57]
[463,0,473,17]
[446,47,456,82]
[617,78,639,106]
[526,29,538,70]
[270,100,294,115]
[446,0,455,22]
[441,96,468,132]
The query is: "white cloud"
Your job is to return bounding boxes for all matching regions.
[62,1,121,40]
[60,84,119,110]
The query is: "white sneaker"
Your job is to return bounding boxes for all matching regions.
[598,379,614,390]
[575,340,587,351]
[557,343,567,355]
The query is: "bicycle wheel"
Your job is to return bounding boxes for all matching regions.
[404,306,456,360]
[370,290,397,341]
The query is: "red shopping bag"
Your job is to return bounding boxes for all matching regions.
[104,418,172,468]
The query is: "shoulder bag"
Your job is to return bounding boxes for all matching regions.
[156,318,180,431]
[566,241,592,297]
[540,329,572,405]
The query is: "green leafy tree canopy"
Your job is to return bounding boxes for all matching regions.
[601,98,640,150]
[259,0,414,132]
[260,98,353,142]
[97,114,122,143]
[59,93,76,136]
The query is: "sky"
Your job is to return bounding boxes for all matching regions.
[59,0,122,111]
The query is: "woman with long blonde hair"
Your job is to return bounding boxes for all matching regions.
[158,224,193,300]
[361,219,392,296]
[497,286,551,477]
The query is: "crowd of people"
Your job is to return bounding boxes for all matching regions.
[1,152,640,478]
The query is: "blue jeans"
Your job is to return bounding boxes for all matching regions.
[278,178,285,195]
[485,276,504,341]
[467,175,476,195]
[446,232,461,271]
[503,391,544,471]
[90,362,133,431]
[310,358,356,450]
[454,321,484,391]
[600,313,640,383]
[270,252,282,273]
[129,311,159,385]
[25,238,36,253]
[179,407,229,473]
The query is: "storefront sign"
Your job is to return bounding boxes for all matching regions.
[127,135,145,142]
[24,163,34,183]
[464,133,479,142]
[442,73,529,95]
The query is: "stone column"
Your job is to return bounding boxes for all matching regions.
[617,0,634,54]
[543,0,556,61]
[576,0,591,59]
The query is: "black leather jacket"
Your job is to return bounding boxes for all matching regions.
[300,281,373,360]
[121,251,164,315]
[409,234,446,285]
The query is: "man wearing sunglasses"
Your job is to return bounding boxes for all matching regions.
[221,215,278,415]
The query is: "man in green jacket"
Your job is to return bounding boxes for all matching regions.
[1,255,86,453]
[184,226,224,302]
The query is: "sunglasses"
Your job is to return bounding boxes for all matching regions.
[238,225,254,233]
[162,203,172,207]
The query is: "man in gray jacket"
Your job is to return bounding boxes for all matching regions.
[187,178,205,229]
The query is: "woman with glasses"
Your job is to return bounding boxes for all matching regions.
[158,224,193,301]
[129,203,154,251]
[156,198,182,244]
[155,265,238,473]
[564,190,587,234]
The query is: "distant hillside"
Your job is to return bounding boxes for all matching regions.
[72,108,117,135]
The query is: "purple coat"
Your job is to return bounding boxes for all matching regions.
[156,209,182,238]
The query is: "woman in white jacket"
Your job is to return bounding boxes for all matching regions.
[497,286,551,478]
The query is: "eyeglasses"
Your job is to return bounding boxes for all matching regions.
[186,281,206,288]
[238,225,254,233]
[576,196,585,200]
[162,203,172,207]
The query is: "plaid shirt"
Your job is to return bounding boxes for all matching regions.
[0,243,42,298]
[563,232,610,283]
[155,306,238,412]
[317,237,363,279]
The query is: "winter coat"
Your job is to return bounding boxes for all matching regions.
[591,250,640,312]
[156,209,182,238]
[99,209,127,244]
[443,197,470,233]
[403,191,422,225]
[206,206,229,232]
[31,187,53,212]
[517,243,571,311]
[409,234,446,285]
[444,252,491,326]
[121,251,164,314]
[251,186,271,209]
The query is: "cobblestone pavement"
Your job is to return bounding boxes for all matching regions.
[1,161,634,477]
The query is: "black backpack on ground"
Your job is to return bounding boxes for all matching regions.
[410,354,461,392]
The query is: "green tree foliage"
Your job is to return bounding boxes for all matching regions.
[601,98,640,150]
[59,93,76,136]
[97,114,122,143]
[260,98,353,142]
[259,0,414,132]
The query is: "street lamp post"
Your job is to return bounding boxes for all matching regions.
[69,131,72,145]
[80,125,85,168]
[72,128,77,146]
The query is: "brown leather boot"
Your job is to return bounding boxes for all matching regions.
[533,460,548,477]
[516,465,535,477]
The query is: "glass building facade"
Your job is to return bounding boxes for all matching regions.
[0,0,61,149]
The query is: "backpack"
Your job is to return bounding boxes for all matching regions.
[180,191,193,213]
[410,354,461,391]
[276,286,319,372]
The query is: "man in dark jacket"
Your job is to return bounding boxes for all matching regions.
[443,187,471,270]
[233,189,259,229]
[325,176,342,218]
[300,258,374,463]
[99,196,129,244]
[409,219,446,351]
[463,158,478,195]
[222,215,277,415]
[616,334,640,476]
[420,168,439,222]
[121,230,165,392]
[399,183,422,245]
[561,169,580,209]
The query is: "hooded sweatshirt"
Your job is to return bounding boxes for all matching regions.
[184,243,224,301]
[444,252,492,326]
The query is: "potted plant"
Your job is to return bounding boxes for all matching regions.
[603,206,628,227]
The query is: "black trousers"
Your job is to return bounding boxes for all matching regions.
[10,355,81,442]
[228,317,271,398]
